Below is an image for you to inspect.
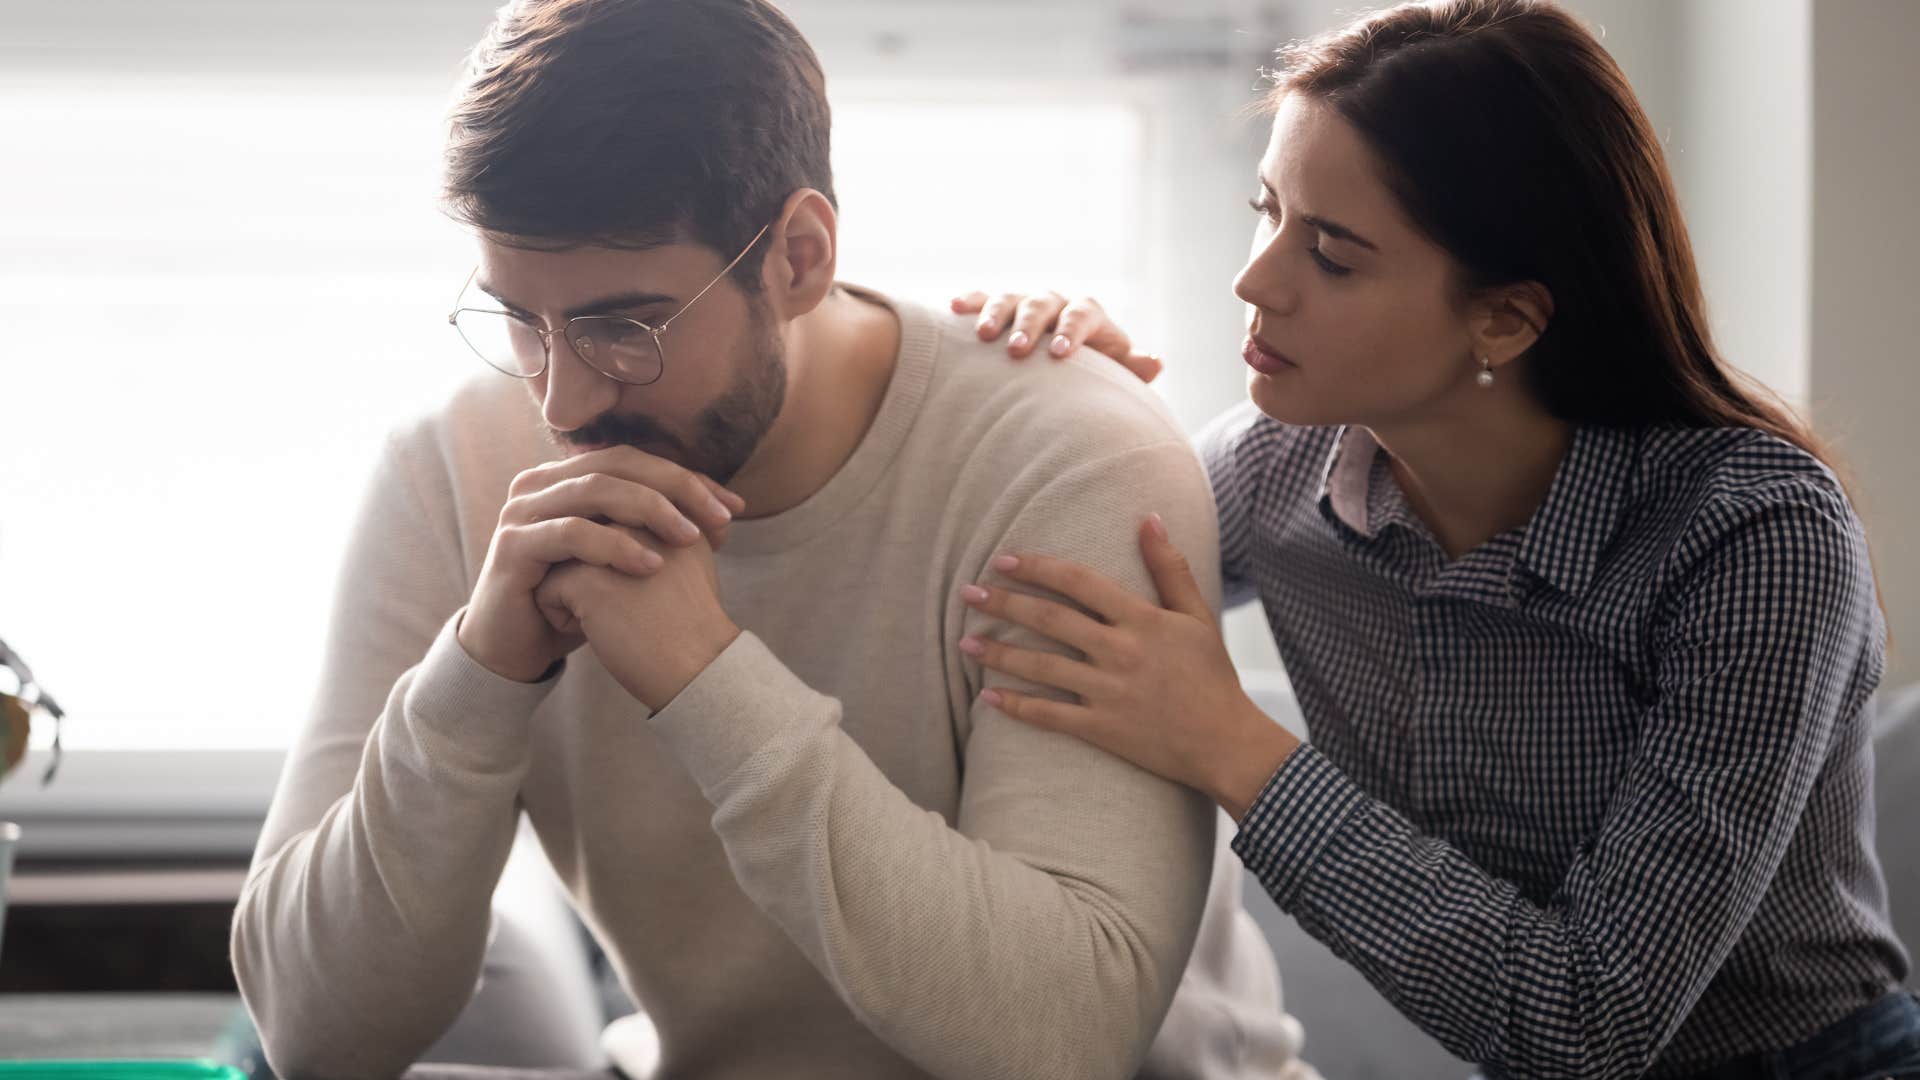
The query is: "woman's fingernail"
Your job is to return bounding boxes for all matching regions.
[991,554,1019,572]
[977,319,997,336]
[1009,330,1030,351]
[959,635,985,656]
[1148,512,1168,541]
[1050,334,1072,356]
[959,584,990,604]
[980,688,1003,707]
[708,496,733,522]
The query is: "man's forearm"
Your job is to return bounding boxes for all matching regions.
[233,619,546,1077]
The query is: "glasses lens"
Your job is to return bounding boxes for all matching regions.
[453,309,545,377]
[567,318,664,385]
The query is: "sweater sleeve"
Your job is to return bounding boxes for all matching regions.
[646,439,1222,1080]
[230,431,558,1079]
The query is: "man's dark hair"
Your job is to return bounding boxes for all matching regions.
[442,0,836,287]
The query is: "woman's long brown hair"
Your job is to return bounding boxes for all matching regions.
[1269,0,1829,463]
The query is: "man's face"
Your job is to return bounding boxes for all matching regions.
[473,236,787,485]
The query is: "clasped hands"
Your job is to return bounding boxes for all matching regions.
[456,446,745,711]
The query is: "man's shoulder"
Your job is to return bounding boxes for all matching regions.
[910,300,1191,461]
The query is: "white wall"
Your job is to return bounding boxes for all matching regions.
[1809,0,1920,688]
[1672,0,1812,406]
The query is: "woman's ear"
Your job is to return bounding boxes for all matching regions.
[1471,280,1554,371]
[761,188,837,319]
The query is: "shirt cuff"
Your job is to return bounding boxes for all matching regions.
[1230,744,1370,910]
[398,609,562,779]
[646,631,837,798]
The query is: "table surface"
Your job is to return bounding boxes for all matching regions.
[0,994,619,1079]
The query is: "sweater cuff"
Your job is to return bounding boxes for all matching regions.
[1230,744,1369,909]
[399,609,560,778]
[646,631,836,798]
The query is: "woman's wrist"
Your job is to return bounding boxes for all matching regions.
[1212,698,1303,824]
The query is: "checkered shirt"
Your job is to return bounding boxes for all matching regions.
[1199,403,1907,1078]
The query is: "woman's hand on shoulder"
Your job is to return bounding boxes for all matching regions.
[951,290,1164,384]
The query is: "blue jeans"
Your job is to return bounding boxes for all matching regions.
[1474,989,1920,1080]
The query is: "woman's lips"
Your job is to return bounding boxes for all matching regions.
[1242,337,1297,374]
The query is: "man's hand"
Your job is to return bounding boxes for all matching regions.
[458,447,745,683]
[533,534,740,711]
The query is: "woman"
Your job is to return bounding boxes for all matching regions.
[949,1,1919,1077]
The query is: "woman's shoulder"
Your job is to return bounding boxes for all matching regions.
[1193,402,1344,504]
[1625,425,1872,602]
[1632,425,1858,541]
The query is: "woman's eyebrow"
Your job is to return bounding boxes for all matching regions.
[1259,177,1381,252]
[1302,214,1379,252]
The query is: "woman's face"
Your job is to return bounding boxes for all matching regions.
[1234,93,1481,429]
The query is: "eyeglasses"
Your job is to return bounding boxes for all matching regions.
[448,221,773,385]
[1,636,66,787]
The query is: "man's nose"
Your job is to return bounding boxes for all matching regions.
[539,332,621,434]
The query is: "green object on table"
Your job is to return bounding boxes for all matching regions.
[0,1063,247,1079]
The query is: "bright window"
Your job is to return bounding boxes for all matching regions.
[0,73,1149,750]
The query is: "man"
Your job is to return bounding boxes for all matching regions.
[231,1,1306,1076]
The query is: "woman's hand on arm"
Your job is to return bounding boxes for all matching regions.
[958,512,1300,819]
[952,290,1165,384]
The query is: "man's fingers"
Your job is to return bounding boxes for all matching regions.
[504,517,662,580]
[507,473,704,547]
[695,473,747,515]
[534,575,581,634]
[510,447,737,537]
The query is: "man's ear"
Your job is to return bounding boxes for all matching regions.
[760,188,837,319]
[1470,279,1554,372]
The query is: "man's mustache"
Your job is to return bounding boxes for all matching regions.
[553,414,687,456]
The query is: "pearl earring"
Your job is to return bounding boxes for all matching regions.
[1475,355,1495,389]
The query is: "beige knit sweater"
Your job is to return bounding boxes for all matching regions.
[232,288,1307,1079]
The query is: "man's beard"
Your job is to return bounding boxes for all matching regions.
[548,309,787,486]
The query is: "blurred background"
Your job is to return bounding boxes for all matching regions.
[3,0,1916,744]
[1,0,1916,1073]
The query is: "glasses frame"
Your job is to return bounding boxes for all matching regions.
[448,220,774,386]
[0,635,65,787]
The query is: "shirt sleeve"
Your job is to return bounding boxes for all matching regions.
[1231,479,1885,1079]
[230,431,559,1079]
[1194,402,1268,612]
[645,440,1226,1080]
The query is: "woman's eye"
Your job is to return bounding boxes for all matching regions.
[1246,196,1280,224]
[1308,247,1352,277]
